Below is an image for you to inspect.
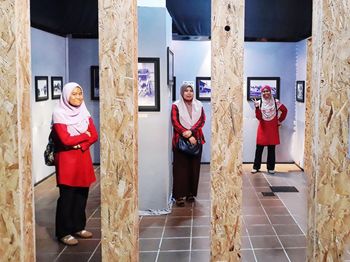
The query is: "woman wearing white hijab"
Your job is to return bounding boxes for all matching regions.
[171,84,206,207]
[251,85,287,174]
[52,82,98,245]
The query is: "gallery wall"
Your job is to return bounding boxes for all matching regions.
[31,28,67,184]
[137,6,173,211]
[293,39,307,168]
[173,41,300,163]
[243,42,296,163]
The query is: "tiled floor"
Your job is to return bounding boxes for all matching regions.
[35,164,350,262]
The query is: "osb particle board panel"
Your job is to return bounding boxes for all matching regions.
[211,0,244,261]
[0,0,34,261]
[98,0,139,261]
[309,0,350,260]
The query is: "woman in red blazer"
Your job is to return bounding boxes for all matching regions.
[251,85,287,174]
[52,82,98,245]
[171,84,206,207]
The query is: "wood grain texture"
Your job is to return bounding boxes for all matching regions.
[0,0,34,261]
[98,0,139,261]
[309,0,350,260]
[211,0,244,261]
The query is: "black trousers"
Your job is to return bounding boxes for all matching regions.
[253,145,276,171]
[55,185,89,239]
[172,147,202,199]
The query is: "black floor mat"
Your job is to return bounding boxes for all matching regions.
[262,192,276,196]
[270,186,299,192]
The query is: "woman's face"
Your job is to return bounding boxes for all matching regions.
[183,87,194,101]
[262,89,271,99]
[68,87,84,107]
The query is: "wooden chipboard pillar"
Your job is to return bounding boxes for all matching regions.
[0,0,35,261]
[308,0,350,260]
[211,0,245,261]
[98,0,139,261]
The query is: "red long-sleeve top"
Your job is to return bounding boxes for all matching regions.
[52,117,98,187]
[255,104,287,145]
[171,104,206,149]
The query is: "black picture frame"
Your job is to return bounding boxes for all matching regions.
[138,57,160,112]
[195,76,211,101]
[90,66,99,100]
[35,76,49,102]
[172,76,176,101]
[247,77,280,101]
[167,47,174,86]
[296,81,305,102]
[51,76,63,100]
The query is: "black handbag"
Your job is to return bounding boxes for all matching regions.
[177,137,202,156]
[44,132,55,166]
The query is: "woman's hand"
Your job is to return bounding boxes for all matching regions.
[85,131,91,137]
[182,130,192,138]
[189,136,197,145]
[251,98,260,108]
[73,144,81,149]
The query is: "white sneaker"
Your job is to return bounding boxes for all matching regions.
[251,169,259,173]
[268,170,275,174]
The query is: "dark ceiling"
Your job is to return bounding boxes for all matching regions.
[30,0,312,41]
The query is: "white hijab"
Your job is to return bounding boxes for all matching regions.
[261,96,277,121]
[173,85,203,129]
[53,82,90,135]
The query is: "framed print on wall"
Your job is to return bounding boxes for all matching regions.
[35,76,49,102]
[296,81,305,102]
[167,47,174,86]
[172,76,176,101]
[51,76,63,99]
[90,66,99,100]
[195,77,211,102]
[247,77,280,101]
[138,57,160,111]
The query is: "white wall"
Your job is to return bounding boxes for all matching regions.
[243,42,296,163]
[172,41,298,163]
[31,28,68,184]
[292,40,307,167]
[138,7,173,211]
[68,38,100,163]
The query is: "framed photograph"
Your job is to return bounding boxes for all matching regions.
[90,66,99,100]
[247,77,280,101]
[296,81,305,102]
[138,57,160,111]
[167,47,174,86]
[195,77,211,101]
[35,76,49,102]
[51,76,63,99]
[172,76,176,101]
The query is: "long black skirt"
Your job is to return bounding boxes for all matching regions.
[172,147,202,199]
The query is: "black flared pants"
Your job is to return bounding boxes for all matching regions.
[55,185,89,239]
[253,144,276,171]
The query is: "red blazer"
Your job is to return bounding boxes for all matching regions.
[171,104,206,148]
[52,117,98,187]
[255,104,287,145]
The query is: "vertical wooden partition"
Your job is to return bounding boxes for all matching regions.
[0,0,34,261]
[307,0,350,260]
[210,0,245,261]
[98,0,139,261]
